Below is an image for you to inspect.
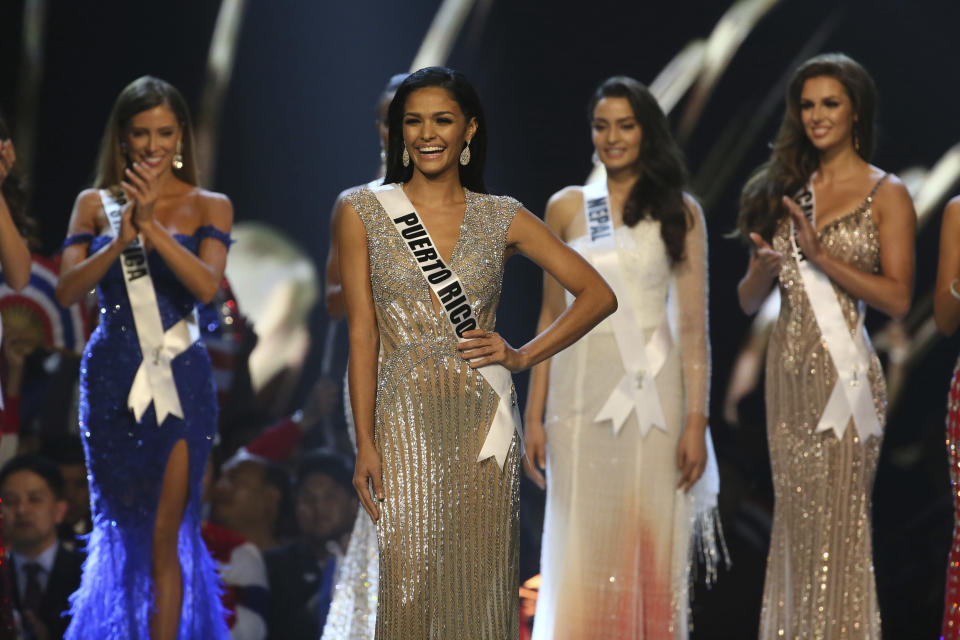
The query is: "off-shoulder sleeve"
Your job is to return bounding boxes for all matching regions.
[674,200,711,418]
[62,233,95,250]
[196,225,235,247]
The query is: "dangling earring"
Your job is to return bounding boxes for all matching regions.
[592,150,600,165]
[459,140,471,166]
[380,147,387,164]
[402,146,410,167]
[172,140,184,170]
[853,129,861,153]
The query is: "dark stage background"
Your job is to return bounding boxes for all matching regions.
[2,0,959,637]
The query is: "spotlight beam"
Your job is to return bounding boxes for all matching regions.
[410,0,478,70]
[195,0,250,184]
[14,0,48,192]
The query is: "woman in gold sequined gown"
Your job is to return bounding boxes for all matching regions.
[736,54,915,639]
[337,67,617,639]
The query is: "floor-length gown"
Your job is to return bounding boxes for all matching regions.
[533,204,717,640]
[942,356,960,636]
[319,377,378,640]
[63,220,231,639]
[759,179,887,638]
[347,186,522,639]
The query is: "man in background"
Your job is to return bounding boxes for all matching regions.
[1,454,83,639]
[265,449,356,640]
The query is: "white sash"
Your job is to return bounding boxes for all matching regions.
[582,181,671,437]
[371,183,522,470]
[100,190,199,425]
[790,179,882,442]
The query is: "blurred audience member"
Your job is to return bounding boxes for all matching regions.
[211,450,289,551]
[201,459,268,640]
[0,454,83,639]
[0,112,40,467]
[265,449,356,640]
[243,375,351,469]
[41,438,91,549]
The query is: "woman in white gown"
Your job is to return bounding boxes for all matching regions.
[524,76,724,639]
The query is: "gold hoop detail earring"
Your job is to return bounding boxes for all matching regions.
[402,146,410,167]
[459,141,471,166]
[172,140,184,170]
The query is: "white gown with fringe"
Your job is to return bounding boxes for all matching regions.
[532,207,723,640]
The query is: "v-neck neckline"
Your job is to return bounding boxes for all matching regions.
[400,185,471,268]
[812,173,888,235]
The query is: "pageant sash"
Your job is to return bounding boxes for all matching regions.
[100,190,197,424]
[790,179,881,442]
[583,181,671,437]
[372,183,522,470]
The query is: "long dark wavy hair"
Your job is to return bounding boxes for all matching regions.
[737,53,877,242]
[93,76,198,195]
[384,67,487,193]
[589,76,691,264]
[0,112,39,250]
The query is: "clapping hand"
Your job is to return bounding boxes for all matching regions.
[782,195,823,265]
[748,232,783,279]
[120,161,161,226]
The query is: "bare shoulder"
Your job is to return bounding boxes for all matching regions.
[193,188,233,210]
[945,195,960,217]
[682,192,705,224]
[192,188,234,227]
[74,188,103,212]
[544,185,584,234]
[70,188,105,231]
[872,172,914,225]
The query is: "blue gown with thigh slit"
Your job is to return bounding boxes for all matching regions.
[63,225,231,640]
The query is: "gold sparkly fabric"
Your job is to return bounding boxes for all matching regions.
[347,186,522,640]
[759,177,888,639]
[940,357,960,636]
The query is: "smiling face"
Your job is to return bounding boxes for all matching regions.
[402,87,477,179]
[122,103,182,176]
[591,96,642,172]
[799,75,857,154]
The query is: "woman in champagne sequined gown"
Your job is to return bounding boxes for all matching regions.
[736,54,915,639]
[935,195,960,636]
[338,67,616,639]
[525,77,722,640]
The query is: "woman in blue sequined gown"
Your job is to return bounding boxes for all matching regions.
[56,76,233,640]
